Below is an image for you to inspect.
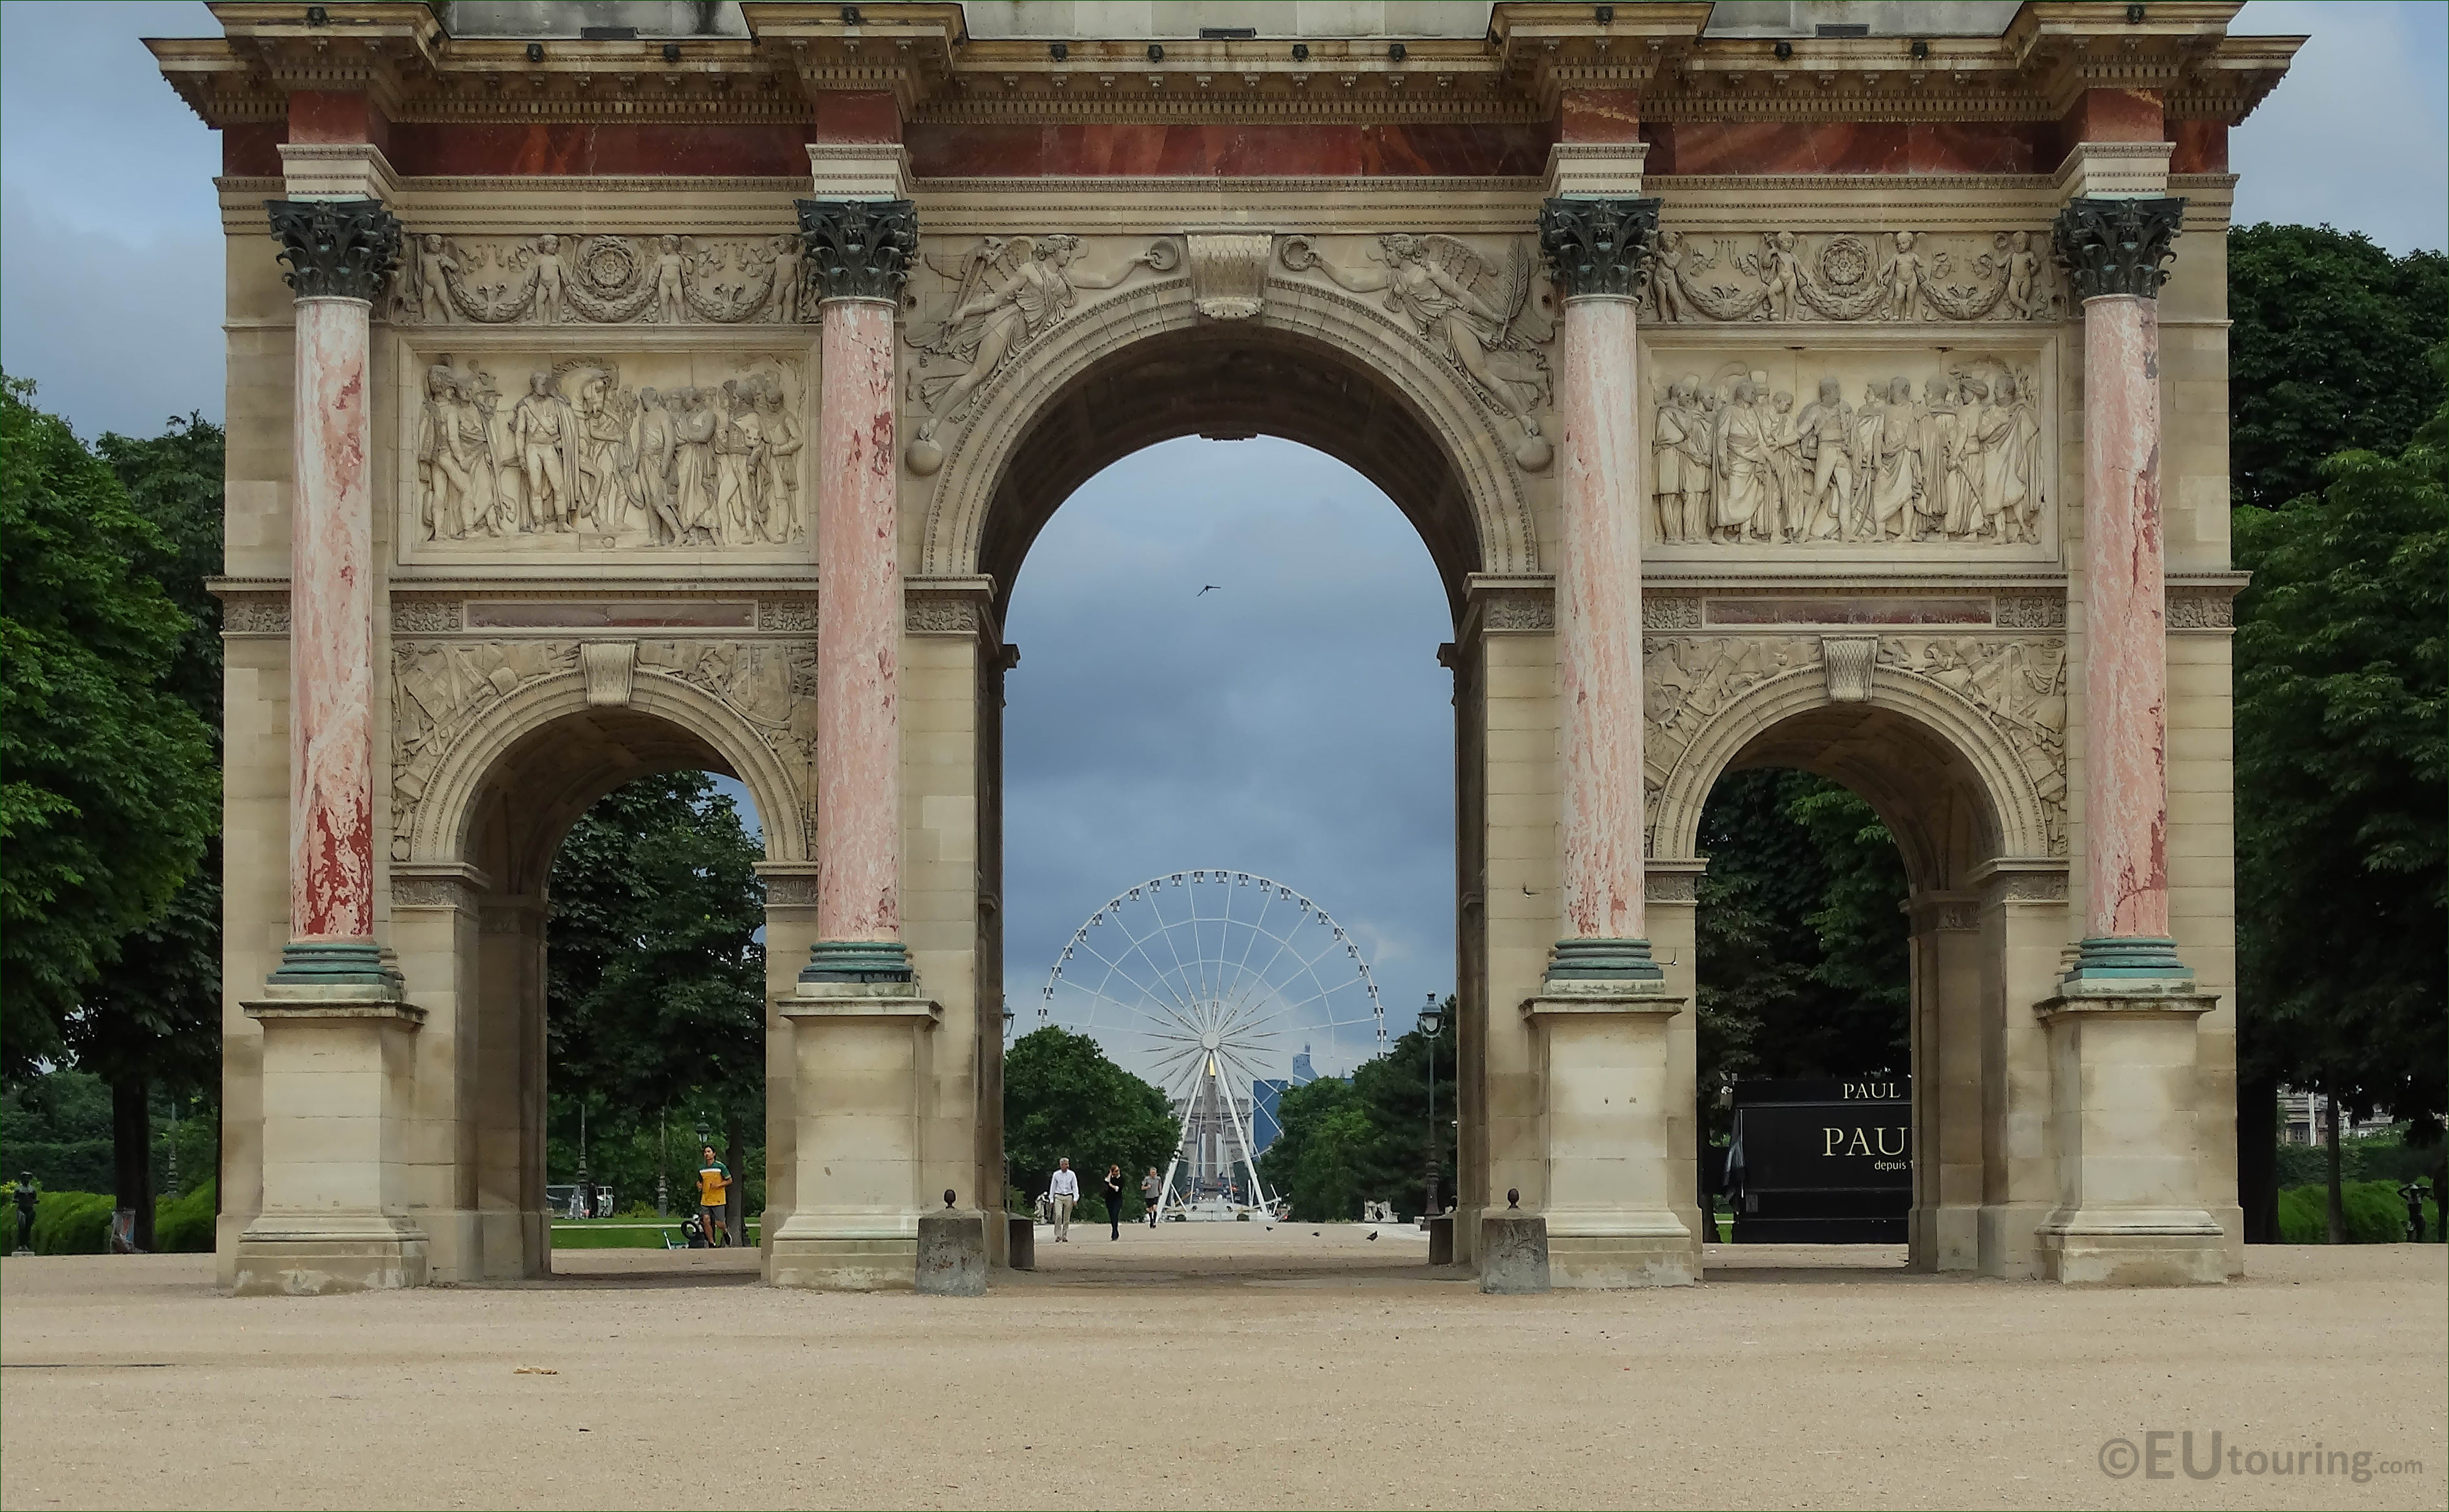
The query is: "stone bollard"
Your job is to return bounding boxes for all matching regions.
[1480,1189,1550,1294]
[916,1191,987,1296]
[1006,1213,1037,1271]
[1426,1214,1456,1266]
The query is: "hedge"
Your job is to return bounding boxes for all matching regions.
[2276,1181,2440,1244]
[20,1184,217,1255]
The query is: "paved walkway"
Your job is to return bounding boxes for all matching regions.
[1,1232,2440,1510]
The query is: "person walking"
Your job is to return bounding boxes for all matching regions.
[1141,1166,1162,1227]
[1049,1158,1079,1242]
[696,1145,732,1248]
[1103,1165,1127,1240]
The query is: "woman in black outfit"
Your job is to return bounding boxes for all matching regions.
[1103,1164,1127,1240]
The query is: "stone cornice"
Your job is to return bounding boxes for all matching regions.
[151,1,2300,132]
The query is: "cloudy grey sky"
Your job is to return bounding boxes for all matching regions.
[3,1,2442,1043]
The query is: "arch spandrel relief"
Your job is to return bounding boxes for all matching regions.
[1636,342,2056,557]
[1641,630,2068,864]
[394,349,811,561]
[390,634,817,866]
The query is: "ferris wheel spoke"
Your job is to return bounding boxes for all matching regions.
[1071,932,1201,1024]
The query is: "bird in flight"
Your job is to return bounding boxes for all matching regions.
[1197,585,1222,597]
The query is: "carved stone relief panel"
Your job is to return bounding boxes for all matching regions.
[390,232,809,326]
[398,350,808,559]
[1643,228,2061,325]
[1642,635,1822,785]
[390,635,817,860]
[1279,233,1558,471]
[1875,634,2069,852]
[1639,344,2051,553]
[901,234,1177,473]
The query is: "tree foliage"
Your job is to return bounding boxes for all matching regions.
[1257,1009,1457,1222]
[2233,371,2447,1180]
[2228,225,2448,512]
[1694,769,1910,1148]
[546,773,766,1221]
[0,376,217,1082]
[1002,1025,1180,1208]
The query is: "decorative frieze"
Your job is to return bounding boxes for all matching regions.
[2166,588,2236,630]
[391,231,807,326]
[760,596,819,634]
[266,198,402,304]
[391,597,460,634]
[408,353,806,553]
[222,592,291,637]
[1995,593,2067,630]
[795,198,920,304]
[2052,198,2185,302]
[1643,594,1702,630]
[1645,227,2057,324]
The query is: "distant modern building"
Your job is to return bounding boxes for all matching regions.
[1251,1046,1322,1158]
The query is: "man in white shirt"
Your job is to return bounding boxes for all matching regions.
[1048,1158,1080,1242]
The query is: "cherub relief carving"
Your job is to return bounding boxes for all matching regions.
[1643,229,2061,324]
[392,232,806,325]
[1281,233,1556,470]
[901,234,1174,470]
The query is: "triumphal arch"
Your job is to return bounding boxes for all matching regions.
[156,0,2297,1293]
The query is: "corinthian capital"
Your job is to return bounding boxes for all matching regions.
[2051,196,2185,301]
[795,198,919,304]
[1537,196,1661,301]
[264,198,403,303]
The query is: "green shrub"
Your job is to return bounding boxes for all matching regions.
[152,1181,216,1252]
[1073,1197,1109,1226]
[31,1191,114,1254]
[2275,1181,2440,1243]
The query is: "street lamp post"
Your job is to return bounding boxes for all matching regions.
[1419,994,1446,1219]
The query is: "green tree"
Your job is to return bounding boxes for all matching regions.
[1256,1008,1458,1223]
[1002,1025,1179,1211]
[0,376,217,1083]
[2233,369,2448,1241]
[64,414,227,1249]
[546,773,766,1235]
[2228,225,2448,512]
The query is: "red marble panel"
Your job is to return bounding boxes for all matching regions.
[1905,122,2044,174]
[387,123,810,176]
[225,122,286,178]
[1560,89,1641,142]
[2168,119,2228,174]
[905,121,1547,178]
[814,90,899,143]
[288,89,389,152]
[463,600,755,629]
[1647,121,1911,175]
[1703,597,1993,626]
[2061,86,2164,146]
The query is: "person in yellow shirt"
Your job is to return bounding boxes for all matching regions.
[696,1145,732,1248]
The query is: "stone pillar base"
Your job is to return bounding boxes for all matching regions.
[1548,1230,1695,1289]
[917,1207,988,1295]
[1910,1203,1981,1272]
[232,1216,428,1297]
[2033,978,2226,1287]
[767,1233,918,1291]
[1523,978,1696,1287]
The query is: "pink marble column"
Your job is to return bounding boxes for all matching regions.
[1557,294,1648,948]
[291,296,378,943]
[814,295,903,954]
[2053,195,2188,979]
[264,199,400,986]
[2079,294,2170,945]
[1539,196,1664,981]
[795,198,919,982]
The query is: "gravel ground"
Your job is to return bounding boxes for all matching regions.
[1,1227,2440,1511]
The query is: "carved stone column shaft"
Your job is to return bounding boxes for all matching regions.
[266,198,400,984]
[1540,196,1663,981]
[2056,196,2186,978]
[799,199,918,981]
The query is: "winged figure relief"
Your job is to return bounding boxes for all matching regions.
[903,234,1172,447]
[1281,233,1556,470]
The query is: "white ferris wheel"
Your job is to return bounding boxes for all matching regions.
[1032,870,1387,1219]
